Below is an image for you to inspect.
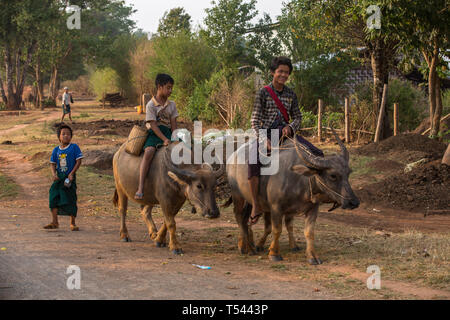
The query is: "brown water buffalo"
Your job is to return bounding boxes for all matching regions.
[226,132,359,264]
[113,142,223,254]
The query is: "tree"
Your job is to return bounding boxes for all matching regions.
[203,0,258,75]
[0,0,53,109]
[393,0,449,138]
[157,7,191,37]
[146,32,217,107]
[283,0,402,139]
[248,13,282,81]
[130,38,155,99]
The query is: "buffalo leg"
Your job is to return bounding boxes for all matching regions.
[268,212,283,261]
[304,205,322,265]
[118,189,131,242]
[285,215,300,252]
[233,197,255,255]
[161,202,183,254]
[154,222,167,247]
[256,212,271,252]
[141,205,158,240]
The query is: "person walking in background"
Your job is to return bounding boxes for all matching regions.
[61,87,74,123]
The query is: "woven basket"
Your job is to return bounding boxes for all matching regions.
[125,125,148,156]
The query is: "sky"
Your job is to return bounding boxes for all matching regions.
[124,0,285,34]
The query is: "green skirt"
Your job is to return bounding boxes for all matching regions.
[49,172,78,217]
[143,125,172,150]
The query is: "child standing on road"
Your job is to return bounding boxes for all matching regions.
[134,73,178,200]
[44,124,83,231]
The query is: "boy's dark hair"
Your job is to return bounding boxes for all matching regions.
[270,56,293,74]
[57,124,73,140]
[155,73,174,88]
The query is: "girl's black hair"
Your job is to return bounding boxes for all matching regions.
[269,56,293,74]
[155,73,174,88]
[57,124,73,140]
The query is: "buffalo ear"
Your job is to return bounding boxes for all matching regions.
[291,164,317,176]
[168,171,189,186]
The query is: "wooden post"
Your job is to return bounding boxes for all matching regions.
[374,84,388,143]
[318,99,323,141]
[393,103,399,136]
[344,97,350,143]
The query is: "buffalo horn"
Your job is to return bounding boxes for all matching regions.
[294,139,331,169]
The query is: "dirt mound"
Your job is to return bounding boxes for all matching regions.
[359,162,450,212]
[368,159,403,172]
[83,149,118,170]
[53,119,143,137]
[355,133,447,163]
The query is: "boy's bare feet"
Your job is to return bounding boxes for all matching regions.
[43,223,59,229]
[248,206,263,226]
[70,225,79,231]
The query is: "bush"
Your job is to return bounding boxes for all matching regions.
[146,32,217,110]
[42,98,57,108]
[0,101,5,111]
[352,79,427,132]
[62,75,93,96]
[89,67,120,101]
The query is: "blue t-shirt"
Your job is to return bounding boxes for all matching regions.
[50,143,83,175]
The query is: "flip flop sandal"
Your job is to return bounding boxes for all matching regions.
[70,225,80,231]
[248,212,263,226]
[134,192,144,200]
[43,223,59,229]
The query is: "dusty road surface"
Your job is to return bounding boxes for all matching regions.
[0,204,335,300]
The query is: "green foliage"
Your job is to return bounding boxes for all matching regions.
[42,98,57,108]
[353,79,427,132]
[184,71,225,123]
[203,0,258,74]
[443,90,450,116]
[146,32,217,109]
[89,68,120,100]
[0,102,5,111]
[158,7,191,37]
[292,54,357,110]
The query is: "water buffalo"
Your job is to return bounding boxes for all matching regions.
[113,142,223,254]
[226,132,359,264]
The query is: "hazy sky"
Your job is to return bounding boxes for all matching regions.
[124,0,285,34]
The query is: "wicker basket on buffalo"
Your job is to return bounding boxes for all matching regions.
[125,125,148,156]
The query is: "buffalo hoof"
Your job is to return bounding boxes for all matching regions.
[120,237,131,242]
[269,255,283,262]
[155,242,167,248]
[291,246,301,252]
[256,246,265,253]
[172,249,184,255]
[308,258,323,265]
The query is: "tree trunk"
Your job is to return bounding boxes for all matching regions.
[4,41,36,110]
[371,45,391,140]
[0,75,7,104]
[48,67,59,100]
[35,59,44,109]
[431,76,443,137]
[423,42,438,137]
